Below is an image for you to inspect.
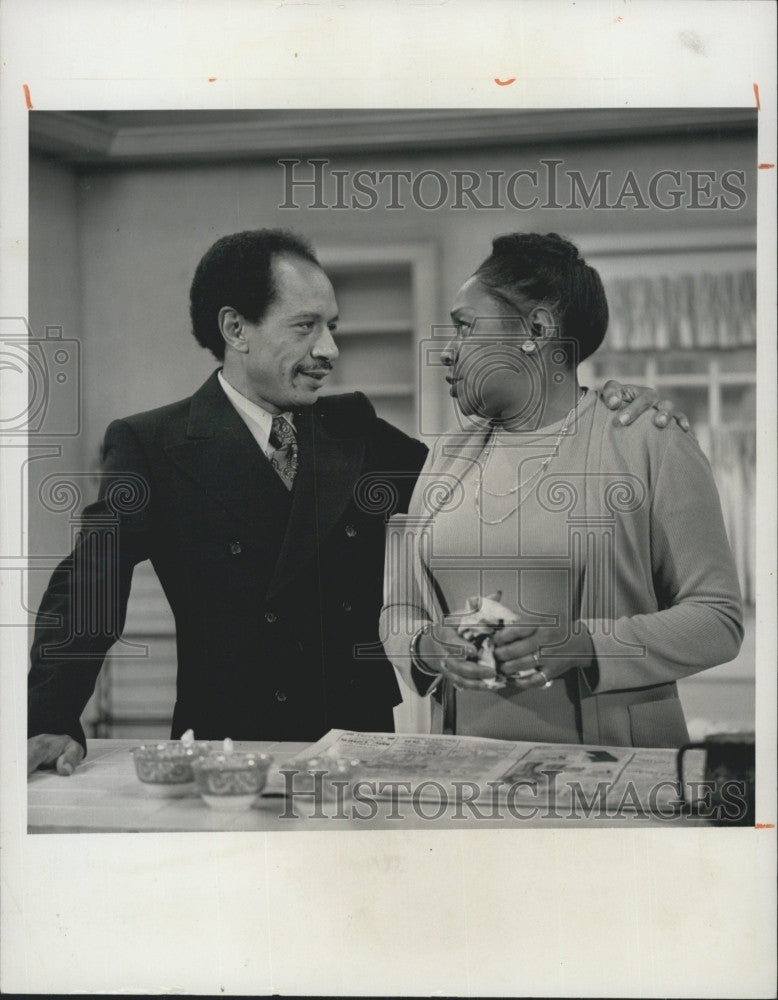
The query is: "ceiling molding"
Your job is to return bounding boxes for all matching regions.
[28,112,116,160]
[29,109,757,166]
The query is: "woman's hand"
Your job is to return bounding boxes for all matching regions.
[492,622,595,690]
[601,380,691,432]
[416,624,495,691]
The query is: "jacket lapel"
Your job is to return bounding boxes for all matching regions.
[164,371,291,538]
[267,405,366,597]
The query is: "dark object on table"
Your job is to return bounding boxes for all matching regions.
[677,731,755,826]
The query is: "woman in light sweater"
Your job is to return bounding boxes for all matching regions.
[380,233,743,748]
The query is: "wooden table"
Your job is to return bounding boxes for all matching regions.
[28,738,711,832]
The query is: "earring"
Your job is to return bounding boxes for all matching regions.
[520,340,537,354]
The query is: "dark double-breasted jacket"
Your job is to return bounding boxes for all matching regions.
[28,371,428,747]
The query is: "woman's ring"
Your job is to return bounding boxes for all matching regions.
[535,669,553,689]
[532,649,542,668]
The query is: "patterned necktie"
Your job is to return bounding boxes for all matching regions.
[268,415,298,490]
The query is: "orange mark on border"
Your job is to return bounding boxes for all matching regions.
[758,163,775,169]
[208,77,217,82]
[23,84,33,109]
[753,83,760,111]
[755,823,774,829]
[494,78,516,87]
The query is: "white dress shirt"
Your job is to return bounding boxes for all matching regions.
[217,370,295,459]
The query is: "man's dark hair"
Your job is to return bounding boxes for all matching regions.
[474,232,609,362]
[189,229,320,360]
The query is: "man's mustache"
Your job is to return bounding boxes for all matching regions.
[297,363,334,374]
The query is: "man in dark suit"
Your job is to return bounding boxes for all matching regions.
[28,230,428,774]
[27,228,683,776]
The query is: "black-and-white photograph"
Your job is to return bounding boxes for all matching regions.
[1,2,775,997]
[23,107,758,831]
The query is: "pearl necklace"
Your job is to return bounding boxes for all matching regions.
[474,389,586,525]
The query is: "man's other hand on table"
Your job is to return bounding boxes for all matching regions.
[27,734,85,776]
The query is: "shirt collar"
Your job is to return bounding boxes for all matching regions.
[217,369,294,453]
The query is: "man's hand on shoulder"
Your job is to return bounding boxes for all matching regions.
[600,380,691,432]
[27,734,85,777]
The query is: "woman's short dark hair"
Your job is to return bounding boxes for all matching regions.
[474,232,609,362]
[189,229,320,360]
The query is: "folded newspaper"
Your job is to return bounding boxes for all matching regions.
[264,728,687,811]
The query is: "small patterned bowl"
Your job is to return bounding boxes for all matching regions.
[131,741,213,797]
[192,751,274,810]
[280,755,363,802]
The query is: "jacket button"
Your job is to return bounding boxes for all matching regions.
[264,610,278,623]
[229,540,242,555]
[274,689,287,703]
[345,524,357,538]
[342,600,352,613]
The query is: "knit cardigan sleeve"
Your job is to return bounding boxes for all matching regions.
[582,423,744,692]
